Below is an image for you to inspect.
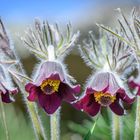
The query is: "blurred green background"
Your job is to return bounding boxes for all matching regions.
[0,0,140,139]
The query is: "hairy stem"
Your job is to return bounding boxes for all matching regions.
[112,114,121,140]
[134,96,140,140]
[14,80,47,140]
[48,45,60,140]
[50,109,60,140]
[0,98,10,140]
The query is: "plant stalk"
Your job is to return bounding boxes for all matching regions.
[0,98,10,140]
[134,60,140,140]
[14,79,47,140]
[134,96,140,140]
[112,113,121,140]
[50,110,60,140]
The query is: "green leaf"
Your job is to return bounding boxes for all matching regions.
[84,117,99,140]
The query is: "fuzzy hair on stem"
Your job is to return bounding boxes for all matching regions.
[112,113,122,140]
[0,96,10,140]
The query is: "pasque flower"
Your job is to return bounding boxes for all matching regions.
[25,61,80,114]
[0,82,17,103]
[0,70,18,103]
[74,72,135,116]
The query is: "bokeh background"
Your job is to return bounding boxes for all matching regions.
[0,0,140,140]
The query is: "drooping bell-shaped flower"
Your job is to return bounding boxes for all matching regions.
[0,67,18,103]
[74,72,135,116]
[25,61,80,114]
[0,81,17,103]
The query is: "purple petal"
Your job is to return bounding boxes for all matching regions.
[72,84,81,95]
[76,94,100,116]
[128,80,140,96]
[128,80,139,89]
[73,101,83,110]
[91,72,121,96]
[91,72,109,92]
[25,83,39,101]
[38,93,62,114]
[73,88,95,110]
[25,83,35,92]
[36,61,65,85]
[109,99,124,115]
[59,83,80,103]
[83,94,100,116]
[49,73,61,81]
[27,86,39,102]
[1,91,14,103]
[117,88,135,104]
[107,73,120,95]
[11,88,18,95]
[86,87,95,94]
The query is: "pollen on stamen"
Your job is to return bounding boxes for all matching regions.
[40,79,60,94]
[94,92,116,106]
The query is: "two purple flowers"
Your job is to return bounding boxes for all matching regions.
[24,61,135,116]
[0,60,137,117]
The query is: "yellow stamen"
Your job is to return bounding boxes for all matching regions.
[94,91,116,105]
[40,79,60,92]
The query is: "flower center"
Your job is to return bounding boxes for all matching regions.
[94,92,116,106]
[40,79,60,95]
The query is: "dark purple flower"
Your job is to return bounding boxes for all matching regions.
[0,66,18,103]
[74,72,135,116]
[0,80,18,103]
[25,61,81,114]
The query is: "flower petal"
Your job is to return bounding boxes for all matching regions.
[36,61,65,85]
[117,88,135,104]
[27,86,39,102]
[49,73,61,81]
[83,94,100,116]
[38,93,62,114]
[107,73,120,95]
[59,83,80,103]
[1,91,14,103]
[109,99,124,115]
[129,80,139,89]
[25,83,35,92]
[91,72,109,92]
[11,88,18,95]
[128,80,140,96]
[73,84,81,94]
[86,87,95,94]
[75,94,100,116]
[25,83,39,101]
